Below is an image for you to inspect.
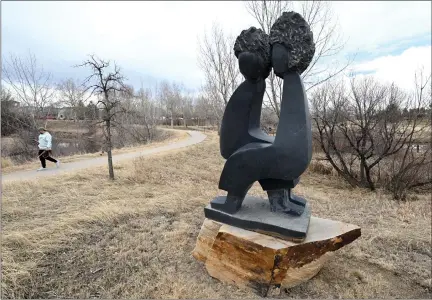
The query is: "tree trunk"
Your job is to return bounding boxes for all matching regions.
[170,111,174,128]
[360,157,366,185]
[106,119,115,180]
[44,106,52,128]
[365,166,375,191]
[144,118,152,142]
[359,135,367,184]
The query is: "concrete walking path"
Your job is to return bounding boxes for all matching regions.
[2,130,206,183]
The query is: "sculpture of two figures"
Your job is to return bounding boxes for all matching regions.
[208,11,315,221]
[197,14,361,287]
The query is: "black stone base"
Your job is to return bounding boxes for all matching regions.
[205,196,311,242]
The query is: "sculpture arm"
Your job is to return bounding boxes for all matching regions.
[220,80,274,159]
[247,80,275,144]
[220,81,253,159]
[273,72,312,164]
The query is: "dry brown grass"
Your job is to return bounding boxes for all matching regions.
[2,132,431,299]
[1,157,14,169]
[1,130,187,175]
[308,160,334,176]
[44,120,96,133]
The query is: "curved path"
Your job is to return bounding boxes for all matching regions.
[2,130,206,183]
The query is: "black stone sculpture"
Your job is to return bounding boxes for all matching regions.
[205,12,315,237]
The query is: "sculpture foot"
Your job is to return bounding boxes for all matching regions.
[210,193,245,214]
[289,190,307,207]
[267,189,306,216]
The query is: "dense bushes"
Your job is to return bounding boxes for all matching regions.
[1,91,33,137]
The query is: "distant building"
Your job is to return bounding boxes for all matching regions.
[2,99,20,108]
[46,106,60,117]
[1,100,21,114]
[20,105,38,115]
[57,107,77,120]
[20,105,59,119]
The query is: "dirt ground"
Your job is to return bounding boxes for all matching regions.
[2,133,431,299]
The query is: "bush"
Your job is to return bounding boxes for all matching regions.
[1,157,14,168]
[1,102,33,137]
[311,74,431,200]
[308,160,334,175]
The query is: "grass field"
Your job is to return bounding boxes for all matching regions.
[2,132,431,298]
[43,120,101,133]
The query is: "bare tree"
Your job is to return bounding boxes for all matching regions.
[110,84,135,148]
[1,86,36,162]
[1,87,32,136]
[57,78,85,121]
[311,71,431,199]
[194,93,218,128]
[2,51,55,126]
[159,81,182,128]
[245,0,350,117]
[136,85,158,139]
[77,55,127,180]
[385,70,432,199]
[197,23,241,118]
[200,81,225,128]
[261,106,279,135]
[113,85,161,145]
[180,89,194,127]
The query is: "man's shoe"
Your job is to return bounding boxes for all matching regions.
[37,167,45,171]
[56,161,60,168]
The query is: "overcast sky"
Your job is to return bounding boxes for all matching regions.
[1,1,431,92]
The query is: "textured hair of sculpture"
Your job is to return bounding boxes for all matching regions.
[234,27,271,76]
[269,11,315,74]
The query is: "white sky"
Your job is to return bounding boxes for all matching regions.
[1,1,431,92]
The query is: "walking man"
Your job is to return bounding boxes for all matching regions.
[37,127,60,171]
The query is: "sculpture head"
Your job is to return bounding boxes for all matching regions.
[269,11,315,78]
[234,27,271,81]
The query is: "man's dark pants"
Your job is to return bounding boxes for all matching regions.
[38,150,57,168]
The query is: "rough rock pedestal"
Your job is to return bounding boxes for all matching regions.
[192,217,361,297]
